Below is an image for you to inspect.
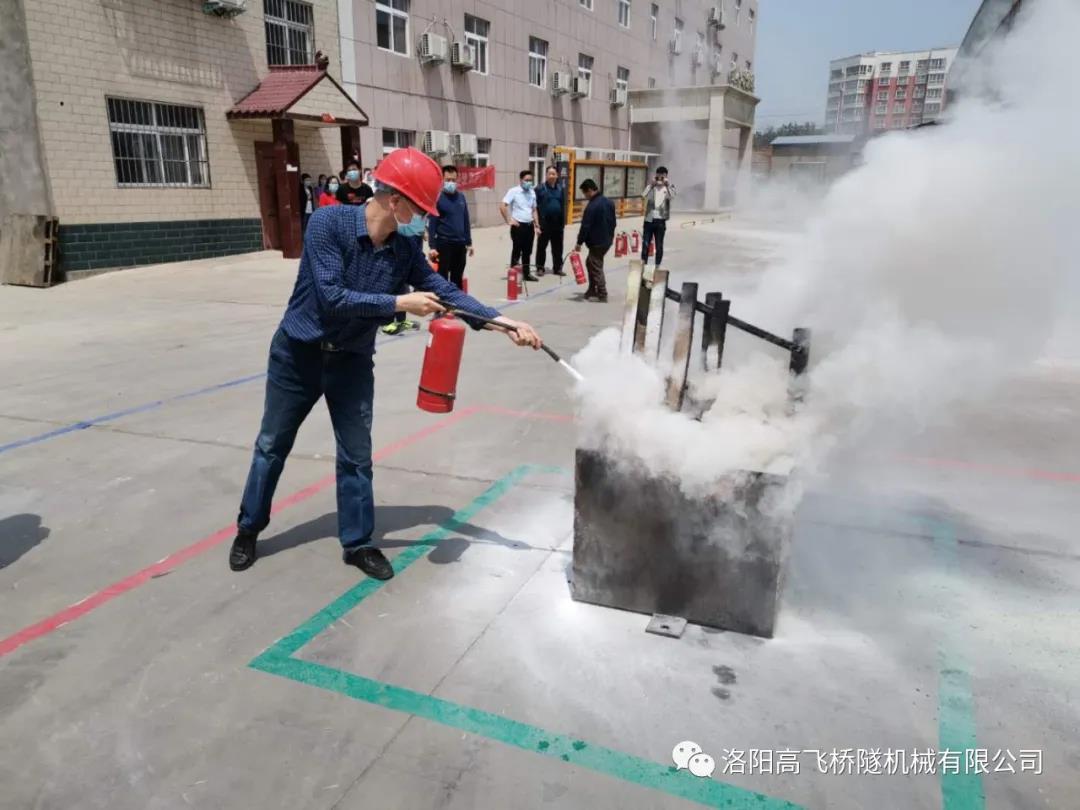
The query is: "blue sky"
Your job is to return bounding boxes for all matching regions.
[753,0,984,129]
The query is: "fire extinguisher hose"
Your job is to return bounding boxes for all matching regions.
[434,303,585,382]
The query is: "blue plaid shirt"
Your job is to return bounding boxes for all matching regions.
[280,204,501,354]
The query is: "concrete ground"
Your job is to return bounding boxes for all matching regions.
[1,215,1077,810]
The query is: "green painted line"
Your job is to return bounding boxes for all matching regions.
[252,650,802,810]
[929,518,987,810]
[260,463,563,660]
[249,463,805,810]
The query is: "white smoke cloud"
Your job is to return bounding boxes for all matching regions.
[574,0,1080,498]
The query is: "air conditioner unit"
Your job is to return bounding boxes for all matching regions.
[450,41,476,71]
[422,130,451,154]
[451,132,478,156]
[609,87,627,107]
[692,45,704,66]
[202,0,247,15]
[419,32,449,64]
[707,6,725,29]
[669,36,682,55]
[571,76,590,98]
[551,71,573,96]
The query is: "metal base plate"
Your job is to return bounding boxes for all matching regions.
[645,614,687,638]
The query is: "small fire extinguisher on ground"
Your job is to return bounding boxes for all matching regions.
[649,237,655,257]
[614,233,625,258]
[506,265,521,300]
[569,252,586,285]
[461,277,468,293]
[417,314,466,414]
[630,231,641,254]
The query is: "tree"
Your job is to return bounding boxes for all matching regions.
[753,121,822,149]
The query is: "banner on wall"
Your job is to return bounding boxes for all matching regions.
[455,165,496,190]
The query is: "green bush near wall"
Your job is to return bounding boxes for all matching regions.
[58,219,264,274]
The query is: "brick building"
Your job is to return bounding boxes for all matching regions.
[1,0,361,281]
[823,47,958,136]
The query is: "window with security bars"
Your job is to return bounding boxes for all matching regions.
[616,66,629,93]
[264,0,314,66]
[107,98,209,188]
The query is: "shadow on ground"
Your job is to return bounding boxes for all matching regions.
[258,505,538,564]
[0,514,50,569]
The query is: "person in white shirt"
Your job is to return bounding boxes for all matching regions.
[641,166,675,267]
[499,170,541,282]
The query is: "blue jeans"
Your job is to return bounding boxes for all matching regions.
[238,328,375,550]
[642,218,666,267]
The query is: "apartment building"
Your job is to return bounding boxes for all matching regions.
[823,47,958,135]
[339,0,759,223]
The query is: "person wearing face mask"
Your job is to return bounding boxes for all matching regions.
[319,177,340,207]
[499,170,540,282]
[641,166,675,267]
[337,161,373,205]
[426,165,473,290]
[228,147,543,582]
[299,173,316,234]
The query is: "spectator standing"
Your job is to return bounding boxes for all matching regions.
[427,165,472,289]
[319,177,341,207]
[641,166,675,267]
[499,170,540,282]
[573,178,616,303]
[299,174,316,233]
[337,161,373,206]
[534,166,566,277]
[315,173,328,205]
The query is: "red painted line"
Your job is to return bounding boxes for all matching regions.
[477,405,575,422]
[0,407,480,659]
[895,454,1080,485]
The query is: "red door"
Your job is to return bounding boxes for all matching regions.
[255,142,279,250]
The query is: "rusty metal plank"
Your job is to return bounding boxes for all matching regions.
[632,270,653,355]
[664,281,698,411]
[643,269,668,361]
[619,260,644,354]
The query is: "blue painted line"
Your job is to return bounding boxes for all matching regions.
[0,271,613,457]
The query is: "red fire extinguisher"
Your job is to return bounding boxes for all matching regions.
[631,230,640,254]
[461,276,468,294]
[614,232,625,257]
[649,237,656,257]
[569,251,586,285]
[507,265,521,300]
[417,314,466,414]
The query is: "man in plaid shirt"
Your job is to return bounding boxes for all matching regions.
[229,148,541,581]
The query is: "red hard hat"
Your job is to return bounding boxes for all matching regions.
[373,147,443,217]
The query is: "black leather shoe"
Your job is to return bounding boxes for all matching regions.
[523,273,540,282]
[229,530,258,571]
[343,546,394,580]
[552,269,567,276]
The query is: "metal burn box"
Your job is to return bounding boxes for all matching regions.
[571,448,793,638]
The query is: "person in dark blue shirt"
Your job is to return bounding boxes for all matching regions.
[229,148,542,581]
[534,166,566,277]
[427,165,473,289]
[573,178,616,302]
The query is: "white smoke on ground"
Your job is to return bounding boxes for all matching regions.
[574,0,1080,499]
